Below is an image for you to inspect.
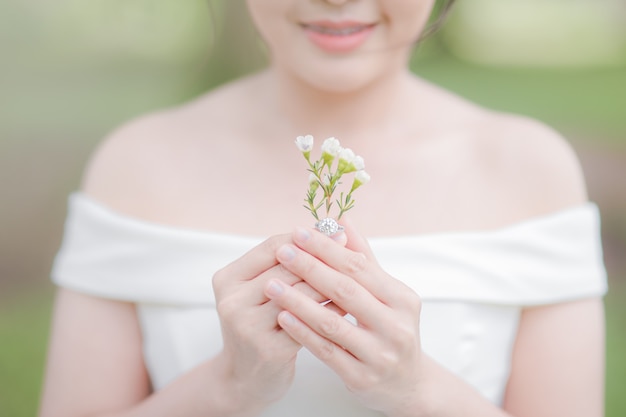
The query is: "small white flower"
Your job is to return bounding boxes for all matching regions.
[321,137,342,157]
[322,173,331,186]
[321,137,342,167]
[355,170,371,184]
[350,170,371,192]
[337,148,356,173]
[352,155,365,171]
[295,135,314,152]
[308,172,317,184]
[338,148,355,163]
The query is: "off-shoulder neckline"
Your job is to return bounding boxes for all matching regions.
[69,191,599,242]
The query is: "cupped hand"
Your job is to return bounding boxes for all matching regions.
[264,220,426,417]
[211,231,348,415]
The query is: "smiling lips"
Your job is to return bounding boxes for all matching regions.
[302,21,377,53]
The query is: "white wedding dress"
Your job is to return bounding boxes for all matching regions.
[51,193,607,416]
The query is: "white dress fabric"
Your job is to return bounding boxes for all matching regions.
[51,193,607,416]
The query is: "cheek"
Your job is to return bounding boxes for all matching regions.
[385,0,436,43]
[246,0,289,46]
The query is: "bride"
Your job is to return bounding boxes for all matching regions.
[39,1,606,416]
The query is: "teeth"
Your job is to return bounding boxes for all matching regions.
[307,25,367,36]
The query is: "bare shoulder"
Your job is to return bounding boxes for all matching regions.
[411,77,588,225]
[472,110,588,217]
[81,75,259,217]
[81,106,186,215]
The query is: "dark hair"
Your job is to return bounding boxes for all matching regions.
[421,0,456,40]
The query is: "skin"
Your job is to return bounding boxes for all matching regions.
[38,0,605,416]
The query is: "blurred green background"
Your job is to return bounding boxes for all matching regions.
[1,0,625,416]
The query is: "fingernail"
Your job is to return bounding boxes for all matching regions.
[294,227,311,243]
[279,311,296,326]
[277,245,296,262]
[266,280,284,297]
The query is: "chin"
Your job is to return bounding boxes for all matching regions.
[305,72,376,94]
[286,55,403,95]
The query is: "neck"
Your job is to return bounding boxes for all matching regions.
[263,66,417,148]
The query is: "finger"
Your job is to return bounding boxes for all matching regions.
[213,234,292,285]
[329,228,348,246]
[276,243,389,328]
[266,279,377,362]
[323,301,347,317]
[247,284,345,333]
[288,279,347,316]
[226,291,312,338]
[341,216,377,261]
[277,310,357,372]
[292,281,329,303]
[292,220,397,306]
[245,265,330,305]
[237,306,303,351]
[271,279,346,316]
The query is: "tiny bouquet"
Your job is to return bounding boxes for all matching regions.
[295,135,370,236]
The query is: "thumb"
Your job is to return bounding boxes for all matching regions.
[340,216,377,262]
[329,227,347,247]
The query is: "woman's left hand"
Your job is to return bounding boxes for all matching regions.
[264,219,427,417]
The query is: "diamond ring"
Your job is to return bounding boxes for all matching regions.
[315,218,344,236]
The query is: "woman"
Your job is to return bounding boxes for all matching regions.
[39,1,607,416]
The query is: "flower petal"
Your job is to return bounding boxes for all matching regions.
[295,135,314,152]
[321,137,342,156]
[355,170,370,184]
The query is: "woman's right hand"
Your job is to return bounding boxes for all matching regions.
[212,232,346,416]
